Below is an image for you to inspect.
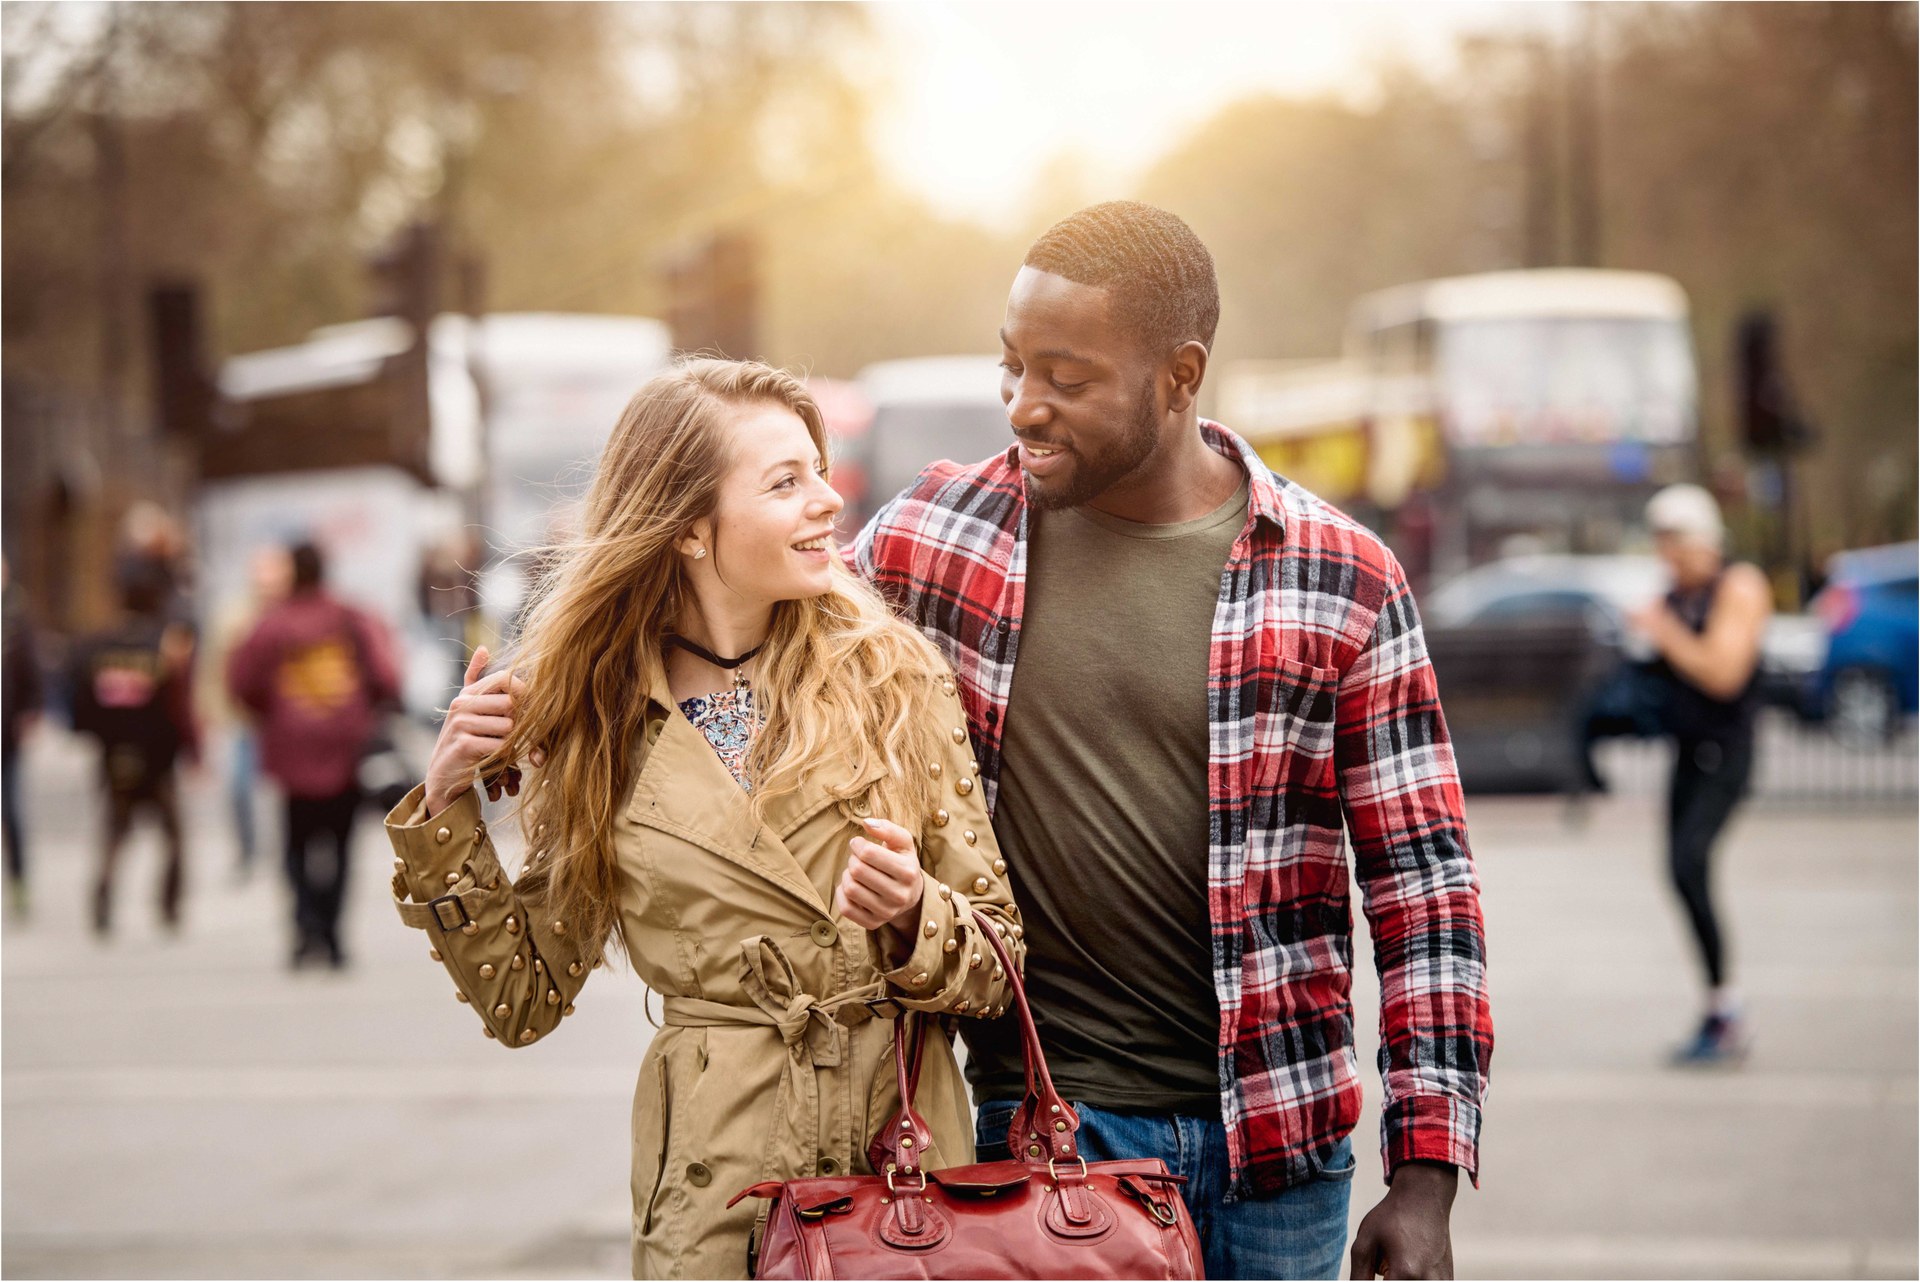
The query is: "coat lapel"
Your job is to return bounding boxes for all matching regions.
[626,704,827,914]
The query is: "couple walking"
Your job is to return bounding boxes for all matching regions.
[389,203,1493,1280]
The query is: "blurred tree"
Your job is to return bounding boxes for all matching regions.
[1,0,883,622]
[1136,82,1505,373]
[1596,1,1917,554]
[1131,1,1916,553]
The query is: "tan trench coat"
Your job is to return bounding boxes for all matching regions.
[386,669,1024,1279]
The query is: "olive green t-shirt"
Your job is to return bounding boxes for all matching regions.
[961,477,1250,1116]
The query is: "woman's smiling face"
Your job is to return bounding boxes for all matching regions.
[693,402,845,608]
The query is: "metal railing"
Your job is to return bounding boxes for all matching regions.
[1592,709,1918,805]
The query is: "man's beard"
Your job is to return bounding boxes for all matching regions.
[1027,377,1160,512]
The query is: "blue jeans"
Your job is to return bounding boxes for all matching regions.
[976,1099,1353,1281]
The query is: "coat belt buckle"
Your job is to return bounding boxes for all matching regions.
[428,893,471,933]
[862,996,906,1022]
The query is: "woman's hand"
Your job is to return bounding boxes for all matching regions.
[424,646,529,817]
[834,817,925,933]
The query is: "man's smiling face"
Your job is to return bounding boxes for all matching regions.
[997,265,1164,511]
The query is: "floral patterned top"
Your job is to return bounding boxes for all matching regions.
[678,683,757,791]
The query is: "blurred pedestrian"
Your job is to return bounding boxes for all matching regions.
[1627,483,1773,1065]
[115,501,195,628]
[67,571,200,937]
[200,546,293,882]
[229,542,399,970]
[3,554,44,919]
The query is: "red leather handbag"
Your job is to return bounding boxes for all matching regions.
[731,922,1205,1279]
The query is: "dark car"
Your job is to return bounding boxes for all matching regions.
[1421,556,1663,793]
[1810,542,1919,746]
[1420,554,1822,792]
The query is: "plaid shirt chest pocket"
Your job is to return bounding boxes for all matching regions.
[1253,656,1341,788]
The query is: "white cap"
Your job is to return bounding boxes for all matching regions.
[1646,483,1725,550]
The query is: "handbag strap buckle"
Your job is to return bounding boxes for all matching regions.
[1048,1155,1089,1184]
[886,1167,928,1195]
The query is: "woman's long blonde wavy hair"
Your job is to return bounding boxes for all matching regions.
[486,359,948,957]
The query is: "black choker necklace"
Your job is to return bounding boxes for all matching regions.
[664,634,764,670]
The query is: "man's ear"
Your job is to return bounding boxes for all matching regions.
[1167,340,1210,415]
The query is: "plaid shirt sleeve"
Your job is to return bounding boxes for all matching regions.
[1334,549,1492,1183]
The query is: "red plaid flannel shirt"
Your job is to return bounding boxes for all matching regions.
[851,421,1492,1194]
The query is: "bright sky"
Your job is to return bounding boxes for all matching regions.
[868,0,1571,227]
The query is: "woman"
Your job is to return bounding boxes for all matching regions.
[387,360,1025,1278]
[1628,483,1771,1065]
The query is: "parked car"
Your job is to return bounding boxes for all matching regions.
[1420,553,1825,790]
[1422,555,1661,793]
[1809,542,1919,745]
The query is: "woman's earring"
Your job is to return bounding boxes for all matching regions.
[693,547,708,560]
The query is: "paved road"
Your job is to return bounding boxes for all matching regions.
[3,727,1914,1279]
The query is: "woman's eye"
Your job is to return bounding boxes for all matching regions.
[773,475,797,490]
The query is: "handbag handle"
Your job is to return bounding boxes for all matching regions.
[870,916,1082,1176]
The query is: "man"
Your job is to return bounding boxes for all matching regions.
[1627,483,1770,1065]
[229,542,399,969]
[68,568,199,936]
[3,554,43,919]
[854,202,1491,1280]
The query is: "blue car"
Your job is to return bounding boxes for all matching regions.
[1812,542,1919,744]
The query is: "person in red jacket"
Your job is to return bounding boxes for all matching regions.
[228,542,399,969]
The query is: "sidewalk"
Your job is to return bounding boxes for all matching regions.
[3,728,1914,1278]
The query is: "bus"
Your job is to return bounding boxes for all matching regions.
[1217,269,1699,587]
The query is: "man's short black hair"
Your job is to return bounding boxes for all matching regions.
[289,541,324,591]
[1023,201,1220,355]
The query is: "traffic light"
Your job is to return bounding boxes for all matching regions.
[369,221,442,330]
[147,281,213,439]
[664,231,759,360]
[1736,311,1817,455]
